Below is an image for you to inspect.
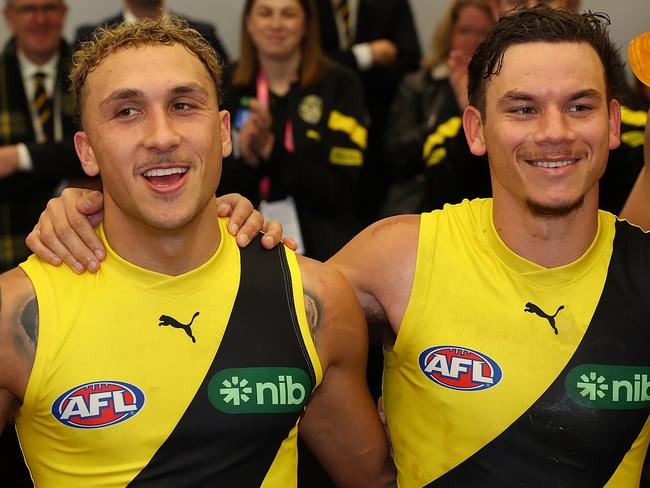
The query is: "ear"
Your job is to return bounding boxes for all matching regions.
[463,106,487,156]
[74,131,99,177]
[607,98,621,150]
[219,110,232,158]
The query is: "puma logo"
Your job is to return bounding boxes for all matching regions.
[158,312,199,343]
[524,302,564,335]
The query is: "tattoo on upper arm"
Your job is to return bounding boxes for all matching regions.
[303,290,322,342]
[6,285,38,364]
[21,298,39,346]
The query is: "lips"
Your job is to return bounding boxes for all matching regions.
[141,167,188,190]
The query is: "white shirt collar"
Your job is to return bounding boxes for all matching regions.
[17,49,60,81]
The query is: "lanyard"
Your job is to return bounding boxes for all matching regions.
[256,70,295,153]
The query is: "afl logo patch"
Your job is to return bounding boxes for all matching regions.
[419,345,502,391]
[52,381,145,429]
[299,95,323,124]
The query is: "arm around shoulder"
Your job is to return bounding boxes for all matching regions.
[297,257,395,487]
[327,214,420,329]
[0,268,38,431]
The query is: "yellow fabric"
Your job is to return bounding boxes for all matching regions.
[16,218,318,487]
[327,110,368,149]
[620,130,645,148]
[306,129,321,141]
[383,199,623,487]
[329,146,363,166]
[620,106,648,127]
[422,116,462,164]
[605,416,650,487]
[260,249,322,487]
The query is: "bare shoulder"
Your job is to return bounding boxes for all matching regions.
[327,215,421,330]
[0,267,38,402]
[296,255,366,368]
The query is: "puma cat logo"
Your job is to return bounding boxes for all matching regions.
[524,302,564,335]
[158,312,200,343]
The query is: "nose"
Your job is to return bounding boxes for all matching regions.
[270,12,283,28]
[532,107,577,145]
[33,8,47,23]
[142,109,181,153]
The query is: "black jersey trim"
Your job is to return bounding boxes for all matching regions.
[427,221,650,487]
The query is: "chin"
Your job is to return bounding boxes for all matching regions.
[525,195,585,218]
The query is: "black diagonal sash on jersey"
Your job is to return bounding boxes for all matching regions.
[428,221,650,487]
[128,240,316,487]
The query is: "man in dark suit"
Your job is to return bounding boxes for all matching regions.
[314,0,420,223]
[0,0,86,273]
[74,0,228,64]
[0,1,88,484]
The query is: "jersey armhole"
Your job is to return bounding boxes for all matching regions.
[282,248,324,391]
[388,212,436,365]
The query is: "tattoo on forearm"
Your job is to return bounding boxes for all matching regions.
[21,298,38,345]
[304,290,322,342]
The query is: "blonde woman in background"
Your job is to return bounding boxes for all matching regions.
[382,0,493,215]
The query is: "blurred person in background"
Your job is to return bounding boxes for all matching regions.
[423,0,647,215]
[220,0,367,264]
[382,0,492,216]
[0,0,90,485]
[314,0,421,223]
[75,0,229,63]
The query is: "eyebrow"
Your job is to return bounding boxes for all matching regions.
[169,84,210,98]
[496,89,603,107]
[99,84,210,107]
[100,88,143,108]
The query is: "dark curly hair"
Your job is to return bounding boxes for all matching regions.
[467,5,628,115]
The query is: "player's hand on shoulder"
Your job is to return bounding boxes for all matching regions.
[26,188,105,273]
[217,193,298,251]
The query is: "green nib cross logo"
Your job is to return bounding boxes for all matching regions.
[219,376,253,406]
[577,372,609,400]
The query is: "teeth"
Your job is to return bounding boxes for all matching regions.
[529,160,575,168]
[143,167,188,177]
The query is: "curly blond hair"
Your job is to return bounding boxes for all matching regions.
[70,15,222,126]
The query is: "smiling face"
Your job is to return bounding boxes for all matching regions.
[464,42,620,217]
[3,0,67,65]
[74,43,231,234]
[246,0,306,61]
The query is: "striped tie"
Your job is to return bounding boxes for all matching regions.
[33,72,54,142]
[336,0,353,48]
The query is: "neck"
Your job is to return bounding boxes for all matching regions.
[17,45,56,67]
[259,51,301,95]
[102,196,221,276]
[492,189,600,268]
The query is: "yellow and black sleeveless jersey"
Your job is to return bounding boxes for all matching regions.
[383,198,650,487]
[16,218,322,487]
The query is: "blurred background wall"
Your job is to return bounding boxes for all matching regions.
[0,0,647,82]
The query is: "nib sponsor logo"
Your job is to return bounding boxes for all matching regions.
[208,367,311,414]
[566,364,650,409]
